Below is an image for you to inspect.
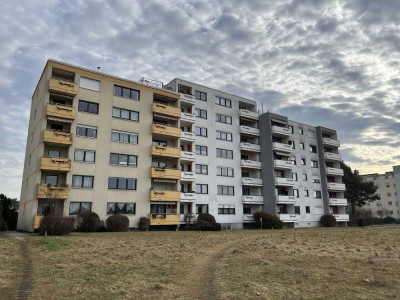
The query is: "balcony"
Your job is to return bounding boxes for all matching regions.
[327,182,346,191]
[243,214,255,222]
[323,137,340,147]
[181,131,196,142]
[240,160,262,169]
[241,177,263,186]
[181,192,196,202]
[273,160,294,170]
[152,103,181,118]
[325,167,344,176]
[242,195,263,204]
[40,157,71,172]
[329,198,348,206]
[272,142,293,153]
[152,123,181,138]
[150,190,180,202]
[49,78,78,95]
[279,214,297,222]
[46,103,76,120]
[151,168,180,180]
[332,214,349,222]
[33,214,44,230]
[271,125,291,137]
[239,109,259,120]
[43,130,73,146]
[149,214,180,225]
[240,142,260,152]
[276,195,296,204]
[151,145,180,158]
[181,171,195,181]
[180,151,195,161]
[239,125,260,136]
[324,152,342,161]
[275,177,295,187]
[181,112,195,123]
[179,93,196,105]
[37,184,69,199]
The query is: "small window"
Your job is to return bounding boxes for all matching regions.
[288,125,294,133]
[292,173,298,181]
[302,174,308,181]
[111,130,138,144]
[69,202,92,215]
[108,177,137,190]
[110,153,138,167]
[305,206,310,213]
[216,148,233,159]
[195,108,207,119]
[217,167,234,177]
[74,149,96,163]
[107,202,135,214]
[294,206,300,214]
[216,113,232,124]
[309,145,317,153]
[195,126,207,137]
[293,189,299,198]
[196,184,208,194]
[195,164,208,175]
[78,100,99,114]
[195,145,208,156]
[215,96,232,108]
[314,191,322,199]
[301,158,306,165]
[112,107,139,121]
[195,90,207,101]
[304,190,309,197]
[218,205,235,215]
[72,175,94,188]
[114,85,140,100]
[298,128,304,135]
[299,143,305,150]
[311,160,319,168]
[217,185,234,195]
[196,204,209,214]
[76,125,97,138]
[80,77,100,92]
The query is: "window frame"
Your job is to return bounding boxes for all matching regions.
[74,149,96,163]
[69,202,92,215]
[78,100,99,114]
[106,202,136,215]
[113,85,140,101]
[111,130,139,144]
[109,153,138,167]
[76,125,97,138]
[72,175,94,188]
[108,177,137,190]
[112,107,139,122]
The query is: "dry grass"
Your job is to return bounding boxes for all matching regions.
[3,227,400,299]
[0,236,22,300]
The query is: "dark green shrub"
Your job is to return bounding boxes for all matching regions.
[138,217,150,231]
[97,221,107,232]
[75,211,100,232]
[106,214,129,232]
[39,214,75,236]
[193,220,222,231]
[253,211,283,229]
[320,214,337,227]
[197,213,216,224]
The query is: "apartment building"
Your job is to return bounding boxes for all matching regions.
[361,166,400,218]
[17,59,348,232]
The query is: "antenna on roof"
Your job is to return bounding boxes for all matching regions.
[97,67,101,72]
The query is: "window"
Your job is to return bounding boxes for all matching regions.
[45,175,58,185]
[305,206,310,213]
[217,148,233,159]
[76,125,97,138]
[288,125,294,133]
[195,126,207,137]
[107,202,135,214]
[388,193,391,197]
[309,145,317,153]
[217,185,234,195]
[196,204,209,214]
[314,191,322,199]
[69,202,92,215]
[293,189,299,198]
[386,185,390,188]
[298,128,304,135]
[112,107,139,121]
[80,77,100,92]
[110,153,137,167]
[72,175,94,188]
[195,108,207,119]
[111,130,138,144]
[108,177,137,190]
[218,205,235,214]
[292,173,298,181]
[299,143,305,150]
[74,150,95,163]
[153,140,167,147]
[196,184,208,194]
[48,150,60,158]
[78,100,98,114]
[304,190,309,197]
[302,174,308,181]
[311,160,319,168]
[294,206,300,214]
[216,131,233,141]
[313,178,321,183]
[289,141,295,149]
[388,201,393,206]
[301,158,306,165]
[196,164,208,175]
[215,96,232,108]
[243,206,251,214]
[216,113,232,124]
[113,85,140,100]
[195,90,207,101]
[195,145,208,156]
[217,167,234,177]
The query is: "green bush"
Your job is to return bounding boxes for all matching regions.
[39,215,75,236]
[106,214,129,232]
[197,213,216,224]
[75,211,100,232]
[320,214,337,227]
[253,211,283,229]
[138,217,150,231]
[193,220,222,231]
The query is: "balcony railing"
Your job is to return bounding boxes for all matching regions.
[150,190,180,202]
[46,103,76,120]
[275,177,295,186]
[243,214,255,222]
[241,177,263,186]
[240,160,262,169]
[150,167,181,180]
[181,192,196,201]
[180,112,195,123]
[43,130,73,146]
[276,195,296,204]
[239,125,260,136]
[279,214,297,222]
[332,214,349,222]
[152,103,181,118]
[242,195,263,204]
[37,184,69,199]
[40,157,71,172]
[49,78,78,95]
[271,125,291,136]
[327,182,346,191]
[151,145,180,158]
[323,137,340,147]
[273,159,294,170]
[180,151,195,161]
[272,142,293,153]
[240,142,260,152]
[181,131,196,142]
[181,171,195,181]
[239,109,259,120]
[152,123,181,138]
[325,167,344,176]
[324,152,342,161]
[329,198,348,206]
[149,214,180,225]
[179,93,196,104]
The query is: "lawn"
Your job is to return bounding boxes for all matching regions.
[2,226,400,299]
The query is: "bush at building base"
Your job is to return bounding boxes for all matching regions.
[253,211,283,229]
[39,214,75,236]
[320,214,337,227]
[192,213,222,231]
[75,211,100,232]
[138,217,150,231]
[106,214,129,232]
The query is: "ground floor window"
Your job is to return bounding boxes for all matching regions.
[218,205,235,215]
[106,202,135,215]
[196,204,209,214]
[69,202,92,215]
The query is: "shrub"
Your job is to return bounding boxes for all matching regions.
[75,211,100,232]
[253,211,283,229]
[97,221,107,232]
[193,220,222,231]
[106,214,129,232]
[138,217,150,231]
[197,213,216,224]
[320,214,337,227]
[39,215,75,236]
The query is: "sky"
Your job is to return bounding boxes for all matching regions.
[0,0,399,199]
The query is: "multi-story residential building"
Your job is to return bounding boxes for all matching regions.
[361,166,400,218]
[17,59,348,232]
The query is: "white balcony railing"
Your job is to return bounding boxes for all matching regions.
[325,167,344,176]
[272,142,293,153]
[329,198,348,206]
[240,142,261,152]
[324,152,342,161]
[332,214,349,222]
[239,125,260,136]
[323,137,340,147]
[275,177,295,186]
[181,131,196,141]
[271,125,291,136]
[240,160,262,169]
[179,93,196,104]
[241,195,264,204]
[239,109,259,120]
[279,214,297,222]
[181,171,195,181]
[243,214,255,222]
[241,177,263,186]
[327,182,346,191]
[276,195,296,204]
[180,112,195,123]
[180,151,195,161]
[273,160,294,169]
[181,192,196,201]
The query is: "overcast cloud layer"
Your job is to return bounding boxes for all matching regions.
[0,0,399,198]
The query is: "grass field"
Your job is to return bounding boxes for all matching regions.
[2,226,400,299]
